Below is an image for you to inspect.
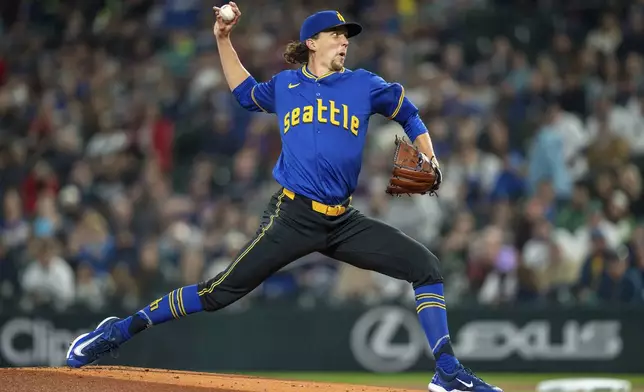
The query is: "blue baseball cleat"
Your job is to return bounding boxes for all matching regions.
[66,316,125,368]
[429,365,503,392]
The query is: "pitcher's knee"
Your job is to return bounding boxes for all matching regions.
[197,274,248,312]
[408,245,443,288]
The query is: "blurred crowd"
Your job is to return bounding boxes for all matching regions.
[0,0,643,314]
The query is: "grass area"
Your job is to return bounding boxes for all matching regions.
[243,372,644,390]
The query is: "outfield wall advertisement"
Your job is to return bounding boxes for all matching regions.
[0,304,640,373]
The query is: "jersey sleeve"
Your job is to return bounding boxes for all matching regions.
[366,71,428,142]
[367,71,415,121]
[232,75,276,113]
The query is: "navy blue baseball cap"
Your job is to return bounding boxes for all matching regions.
[299,10,362,42]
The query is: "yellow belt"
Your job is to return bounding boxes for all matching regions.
[282,188,351,217]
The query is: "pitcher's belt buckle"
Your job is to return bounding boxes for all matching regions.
[282,188,350,216]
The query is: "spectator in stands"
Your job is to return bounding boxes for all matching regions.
[485,118,526,202]
[619,164,644,219]
[585,120,630,172]
[625,90,644,156]
[520,217,578,302]
[125,237,168,309]
[586,95,635,150]
[442,117,503,213]
[75,261,112,312]
[0,0,642,313]
[32,191,63,239]
[331,263,383,305]
[597,249,643,303]
[1,189,30,253]
[0,142,28,191]
[22,160,60,216]
[556,182,593,233]
[605,190,637,244]
[468,225,518,305]
[527,101,573,201]
[438,211,476,300]
[573,227,643,304]
[20,238,75,311]
[586,12,623,56]
[67,209,116,276]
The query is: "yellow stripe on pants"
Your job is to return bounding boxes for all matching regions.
[198,191,286,296]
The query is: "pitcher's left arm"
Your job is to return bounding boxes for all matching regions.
[367,71,439,166]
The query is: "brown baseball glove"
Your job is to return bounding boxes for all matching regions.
[385,136,442,196]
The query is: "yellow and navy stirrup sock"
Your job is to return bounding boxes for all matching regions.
[117,284,204,339]
[415,283,459,373]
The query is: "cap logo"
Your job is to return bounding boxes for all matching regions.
[336,12,345,22]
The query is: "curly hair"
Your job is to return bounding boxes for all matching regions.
[283,34,319,65]
[283,41,309,65]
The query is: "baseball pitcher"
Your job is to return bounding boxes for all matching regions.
[67,4,501,391]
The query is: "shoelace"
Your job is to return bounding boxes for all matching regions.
[460,366,488,385]
[84,337,119,359]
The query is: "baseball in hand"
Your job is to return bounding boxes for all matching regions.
[219,4,235,22]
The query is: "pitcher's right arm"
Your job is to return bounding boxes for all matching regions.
[213,2,275,113]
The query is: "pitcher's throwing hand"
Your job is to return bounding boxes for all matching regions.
[213,2,240,38]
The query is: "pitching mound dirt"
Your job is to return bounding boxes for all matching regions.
[0,366,425,392]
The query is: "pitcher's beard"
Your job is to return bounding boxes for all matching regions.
[331,58,344,71]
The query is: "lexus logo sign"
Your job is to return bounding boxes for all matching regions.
[350,306,624,373]
[349,306,429,372]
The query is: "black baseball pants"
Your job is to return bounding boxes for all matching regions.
[197,187,443,311]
